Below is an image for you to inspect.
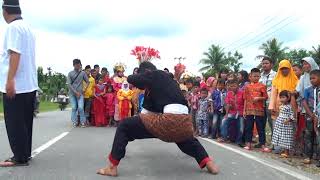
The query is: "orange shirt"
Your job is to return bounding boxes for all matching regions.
[244,82,268,116]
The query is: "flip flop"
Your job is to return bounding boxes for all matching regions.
[261,147,271,153]
[0,158,29,167]
[280,153,289,158]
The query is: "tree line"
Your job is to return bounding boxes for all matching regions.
[37,67,67,99]
[200,38,320,77]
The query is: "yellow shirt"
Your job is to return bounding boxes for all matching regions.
[83,76,95,98]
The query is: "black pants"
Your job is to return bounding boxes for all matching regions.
[3,91,36,163]
[245,115,266,145]
[110,116,210,168]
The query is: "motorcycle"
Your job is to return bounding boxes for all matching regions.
[33,89,42,117]
[57,89,69,111]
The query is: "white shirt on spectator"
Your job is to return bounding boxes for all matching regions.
[0,19,38,94]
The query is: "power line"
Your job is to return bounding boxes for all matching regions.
[223,15,279,49]
[228,16,295,52]
[236,16,301,51]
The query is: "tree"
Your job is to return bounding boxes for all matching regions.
[225,51,243,73]
[37,66,67,97]
[286,49,311,65]
[199,45,226,76]
[310,45,320,64]
[259,38,288,69]
[199,45,243,77]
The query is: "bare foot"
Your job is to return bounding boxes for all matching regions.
[206,161,219,175]
[97,166,118,177]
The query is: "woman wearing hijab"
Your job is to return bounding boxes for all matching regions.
[269,60,299,120]
[206,77,216,92]
[295,57,319,162]
[117,81,133,120]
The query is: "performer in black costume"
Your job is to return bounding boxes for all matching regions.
[97,61,219,176]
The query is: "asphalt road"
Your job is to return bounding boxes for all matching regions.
[0,111,318,180]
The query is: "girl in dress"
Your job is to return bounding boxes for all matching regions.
[93,77,107,127]
[105,85,115,127]
[272,90,295,158]
[117,81,133,121]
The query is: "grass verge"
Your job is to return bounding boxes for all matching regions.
[0,101,60,120]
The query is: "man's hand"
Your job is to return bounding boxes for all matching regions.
[75,92,81,98]
[6,79,16,98]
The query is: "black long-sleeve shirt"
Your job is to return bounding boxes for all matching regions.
[128,70,187,113]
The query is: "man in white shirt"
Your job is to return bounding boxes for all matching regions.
[0,0,37,167]
[259,56,276,148]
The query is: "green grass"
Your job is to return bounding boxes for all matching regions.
[39,101,60,112]
[0,101,60,119]
[0,102,3,114]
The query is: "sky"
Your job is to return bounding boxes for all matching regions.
[0,0,320,76]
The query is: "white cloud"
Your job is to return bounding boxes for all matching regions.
[0,0,319,76]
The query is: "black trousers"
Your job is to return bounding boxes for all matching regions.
[245,115,267,145]
[110,116,210,167]
[3,91,36,163]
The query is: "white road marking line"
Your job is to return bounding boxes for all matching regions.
[202,138,313,180]
[31,132,69,158]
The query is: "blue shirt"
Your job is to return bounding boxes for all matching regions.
[303,86,320,114]
[211,89,226,113]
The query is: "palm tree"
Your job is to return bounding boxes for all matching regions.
[259,38,288,67]
[199,45,226,75]
[225,51,243,72]
[310,45,320,64]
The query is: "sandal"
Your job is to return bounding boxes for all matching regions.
[303,158,312,164]
[280,153,289,158]
[261,147,271,153]
[244,146,252,150]
[0,158,29,167]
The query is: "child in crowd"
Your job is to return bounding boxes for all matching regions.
[244,68,270,152]
[219,80,244,146]
[211,79,226,139]
[83,65,95,125]
[117,81,133,121]
[238,70,249,90]
[272,90,295,158]
[185,78,194,92]
[93,77,107,127]
[219,69,229,81]
[196,88,212,137]
[295,57,319,156]
[292,64,303,79]
[302,69,320,167]
[181,90,188,100]
[105,85,115,127]
[189,81,201,135]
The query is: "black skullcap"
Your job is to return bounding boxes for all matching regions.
[2,0,20,7]
[138,61,157,74]
[2,0,21,15]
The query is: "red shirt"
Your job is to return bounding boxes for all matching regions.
[104,76,113,85]
[225,90,244,116]
[244,82,268,116]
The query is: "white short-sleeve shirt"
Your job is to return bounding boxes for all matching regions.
[0,19,38,94]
